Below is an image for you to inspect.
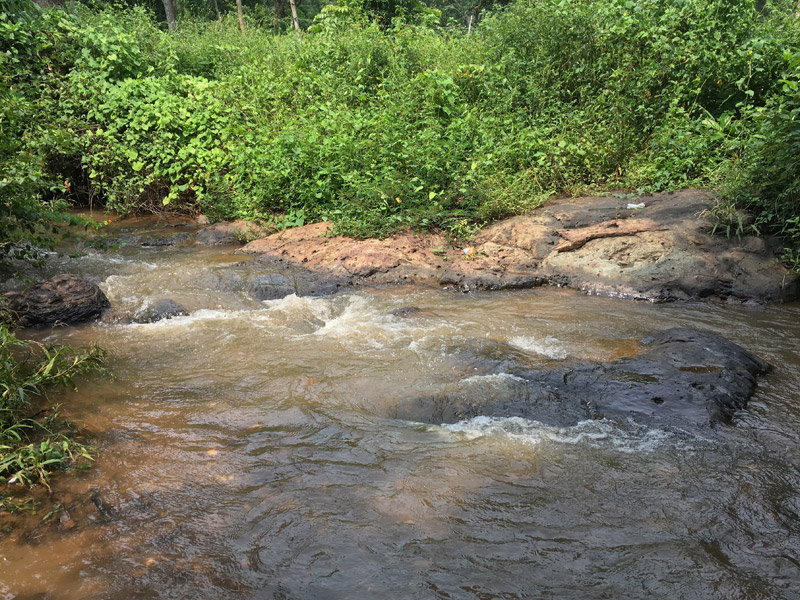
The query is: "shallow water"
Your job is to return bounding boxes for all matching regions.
[2,217,800,599]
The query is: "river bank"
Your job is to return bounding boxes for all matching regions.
[195,189,798,305]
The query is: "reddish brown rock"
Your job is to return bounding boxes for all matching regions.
[217,190,798,304]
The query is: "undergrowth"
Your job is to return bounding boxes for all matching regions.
[1,0,799,255]
[0,325,109,511]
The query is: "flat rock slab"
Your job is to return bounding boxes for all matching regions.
[226,190,798,304]
[391,328,771,429]
[2,274,110,327]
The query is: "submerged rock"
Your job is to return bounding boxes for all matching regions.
[132,299,188,323]
[393,328,771,428]
[1,274,110,327]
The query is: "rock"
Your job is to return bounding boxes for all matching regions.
[214,190,798,304]
[199,261,350,300]
[553,218,669,252]
[195,220,265,246]
[114,232,191,248]
[392,328,770,429]
[132,299,187,323]
[2,274,110,327]
[389,307,422,318]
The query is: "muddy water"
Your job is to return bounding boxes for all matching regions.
[2,218,800,599]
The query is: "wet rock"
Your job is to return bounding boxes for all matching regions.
[393,328,771,428]
[388,306,438,319]
[199,260,350,300]
[90,488,114,522]
[390,306,422,318]
[99,218,197,249]
[227,190,798,304]
[195,220,267,246]
[2,274,110,327]
[136,232,191,248]
[132,299,187,323]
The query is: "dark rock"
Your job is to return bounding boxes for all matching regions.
[136,232,191,248]
[2,275,110,327]
[388,306,438,319]
[393,328,770,429]
[389,307,421,318]
[132,299,187,323]
[199,257,351,300]
[195,220,261,246]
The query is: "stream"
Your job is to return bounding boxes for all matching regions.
[1,216,800,599]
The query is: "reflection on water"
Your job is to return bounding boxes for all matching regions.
[2,221,800,599]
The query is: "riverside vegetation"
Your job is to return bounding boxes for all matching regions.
[2,0,799,245]
[1,0,799,504]
[0,324,107,510]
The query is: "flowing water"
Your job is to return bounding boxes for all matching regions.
[2,217,800,599]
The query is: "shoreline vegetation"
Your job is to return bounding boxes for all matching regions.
[2,0,799,254]
[1,0,799,505]
[0,324,108,511]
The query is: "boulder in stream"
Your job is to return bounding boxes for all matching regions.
[132,298,188,323]
[393,328,771,429]
[195,220,267,246]
[1,274,110,327]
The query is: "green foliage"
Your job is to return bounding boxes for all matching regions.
[0,2,102,268]
[0,325,108,504]
[4,0,800,243]
[721,48,800,270]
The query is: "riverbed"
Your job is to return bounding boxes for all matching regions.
[1,217,799,599]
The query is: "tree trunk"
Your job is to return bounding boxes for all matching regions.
[162,0,177,31]
[212,0,221,20]
[288,0,300,33]
[236,0,246,31]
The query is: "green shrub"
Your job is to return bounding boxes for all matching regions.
[5,0,800,241]
[0,6,77,267]
[721,48,800,270]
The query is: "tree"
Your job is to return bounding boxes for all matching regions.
[289,0,300,31]
[236,0,245,30]
[161,0,177,30]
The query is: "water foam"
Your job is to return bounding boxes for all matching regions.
[438,416,675,453]
[311,294,388,348]
[125,308,248,328]
[509,335,569,359]
[459,373,528,385]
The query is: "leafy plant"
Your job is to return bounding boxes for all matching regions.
[1,325,109,507]
[721,48,800,269]
[4,0,800,245]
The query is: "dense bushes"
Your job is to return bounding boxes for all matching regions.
[721,49,800,267]
[0,5,71,266]
[2,0,799,247]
